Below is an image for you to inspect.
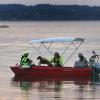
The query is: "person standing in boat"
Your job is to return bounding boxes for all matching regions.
[50,52,63,67]
[89,51,99,68]
[20,53,33,68]
[78,53,88,67]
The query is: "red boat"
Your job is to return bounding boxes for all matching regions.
[10,65,93,77]
[10,37,99,77]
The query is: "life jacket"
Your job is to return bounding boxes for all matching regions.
[20,56,29,66]
[53,57,63,67]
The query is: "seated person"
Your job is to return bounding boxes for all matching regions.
[50,52,63,67]
[20,53,35,68]
[78,53,88,67]
[37,56,53,66]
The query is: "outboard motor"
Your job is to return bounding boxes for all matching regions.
[93,62,100,75]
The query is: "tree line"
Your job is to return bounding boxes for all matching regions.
[0,4,100,20]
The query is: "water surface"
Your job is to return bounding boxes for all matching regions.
[0,21,100,100]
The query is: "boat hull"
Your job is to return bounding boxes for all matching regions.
[10,65,93,77]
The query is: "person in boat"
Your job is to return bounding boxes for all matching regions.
[20,53,35,68]
[50,52,63,67]
[78,53,88,67]
[89,51,99,68]
[37,56,53,66]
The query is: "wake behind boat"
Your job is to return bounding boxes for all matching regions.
[10,37,100,77]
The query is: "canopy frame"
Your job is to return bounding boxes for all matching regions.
[30,37,84,66]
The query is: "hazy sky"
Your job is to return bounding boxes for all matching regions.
[0,0,100,6]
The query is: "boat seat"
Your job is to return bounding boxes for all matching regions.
[74,61,85,68]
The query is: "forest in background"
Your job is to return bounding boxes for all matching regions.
[0,4,100,20]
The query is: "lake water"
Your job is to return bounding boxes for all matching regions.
[0,21,100,100]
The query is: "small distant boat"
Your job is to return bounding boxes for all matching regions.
[0,24,9,28]
[10,37,100,77]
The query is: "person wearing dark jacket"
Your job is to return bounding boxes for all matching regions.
[78,53,88,67]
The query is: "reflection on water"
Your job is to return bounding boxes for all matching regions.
[12,76,64,100]
[10,75,100,100]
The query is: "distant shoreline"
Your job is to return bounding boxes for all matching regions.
[0,4,100,21]
[1,19,100,21]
